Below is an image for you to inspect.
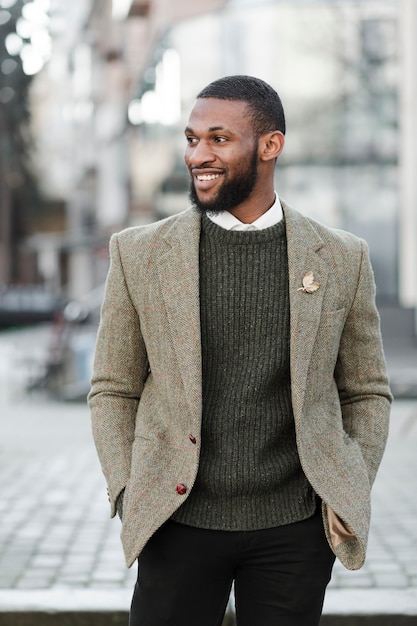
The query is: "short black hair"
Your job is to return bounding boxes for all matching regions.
[197,75,286,137]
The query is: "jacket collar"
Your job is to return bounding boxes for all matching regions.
[156,209,202,426]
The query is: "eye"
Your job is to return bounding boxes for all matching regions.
[213,136,227,143]
[186,135,198,145]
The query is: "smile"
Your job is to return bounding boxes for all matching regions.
[196,174,221,181]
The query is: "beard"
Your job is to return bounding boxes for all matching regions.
[188,146,259,215]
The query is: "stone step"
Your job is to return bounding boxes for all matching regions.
[0,611,416,626]
[0,589,416,626]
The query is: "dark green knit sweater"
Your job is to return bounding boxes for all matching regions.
[172,214,316,530]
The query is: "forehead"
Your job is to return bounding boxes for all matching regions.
[186,97,252,134]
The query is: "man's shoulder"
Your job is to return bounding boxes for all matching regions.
[282,200,364,252]
[113,207,199,245]
[308,216,364,250]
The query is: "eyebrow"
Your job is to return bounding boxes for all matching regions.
[184,125,230,134]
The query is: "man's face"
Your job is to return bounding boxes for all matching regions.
[184,98,259,214]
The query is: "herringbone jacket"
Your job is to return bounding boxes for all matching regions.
[88,202,392,570]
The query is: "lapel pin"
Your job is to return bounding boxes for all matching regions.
[297,271,320,294]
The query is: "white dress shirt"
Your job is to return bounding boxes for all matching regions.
[207,193,283,231]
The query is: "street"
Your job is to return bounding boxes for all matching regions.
[0,324,417,618]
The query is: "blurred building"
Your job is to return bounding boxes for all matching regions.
[1,0,416,341]
[26,0,226,300]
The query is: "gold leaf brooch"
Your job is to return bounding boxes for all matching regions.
[297,271,320,293]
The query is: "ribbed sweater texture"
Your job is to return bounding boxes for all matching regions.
[172,214,316,530]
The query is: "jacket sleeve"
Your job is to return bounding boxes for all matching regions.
[88,233,149,517]
[335,239,392,486]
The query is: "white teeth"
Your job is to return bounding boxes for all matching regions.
[196,174,220,181]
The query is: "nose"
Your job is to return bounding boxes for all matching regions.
[186,140,215,167]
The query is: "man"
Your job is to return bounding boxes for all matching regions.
[88,75,392,626]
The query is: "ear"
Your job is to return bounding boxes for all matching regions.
[259,131,285,161]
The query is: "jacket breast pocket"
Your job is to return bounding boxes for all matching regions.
[320,307,346,322]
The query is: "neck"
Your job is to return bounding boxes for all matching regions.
[228,190,276,224]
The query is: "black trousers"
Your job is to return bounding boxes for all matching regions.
[129,510,335,626]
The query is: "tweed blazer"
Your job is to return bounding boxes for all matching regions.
[88,201,392,570]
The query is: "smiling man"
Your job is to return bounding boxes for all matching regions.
[88,75,392,626]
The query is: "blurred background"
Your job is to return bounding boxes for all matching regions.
[0,0,417,615]
[0,0,416,399]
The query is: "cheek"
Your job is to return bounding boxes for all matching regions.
[184,143,198,163]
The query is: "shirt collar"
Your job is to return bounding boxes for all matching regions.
[206,193,283,231]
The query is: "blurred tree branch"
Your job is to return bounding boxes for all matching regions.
[0,0,42,283]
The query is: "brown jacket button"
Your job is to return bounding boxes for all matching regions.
[176,483,187,495]
[189,434,197,444]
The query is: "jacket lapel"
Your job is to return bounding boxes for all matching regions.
[283,202,329,415]
[156,209,202,425]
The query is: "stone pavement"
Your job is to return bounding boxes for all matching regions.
[0,324,417,623]
[0,326,136,594]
